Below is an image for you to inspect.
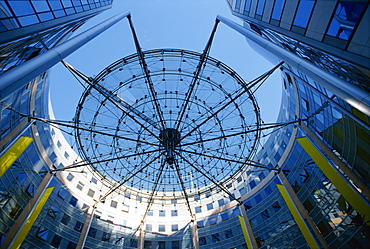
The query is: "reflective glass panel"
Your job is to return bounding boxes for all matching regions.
[271,0,285,21]
[293,0,316,28]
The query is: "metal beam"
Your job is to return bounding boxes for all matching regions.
[217,15,370,116]
[2,172,54,249]
[0,11,130,100]
[300,122,370,200]
[176,19,220,130]
[76,207,95,249]
[278,172,329,248]
[238,205,258,249]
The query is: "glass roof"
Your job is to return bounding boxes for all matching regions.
[74,49,261,199]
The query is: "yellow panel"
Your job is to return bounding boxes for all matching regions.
[0,136,33,177]
[297,137,370,222]
[10,187,54,249]
[277,184,319,249]
[238,215,253,249]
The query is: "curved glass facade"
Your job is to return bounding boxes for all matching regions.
[1,1,369,249]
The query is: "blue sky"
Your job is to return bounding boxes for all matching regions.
[50,0,281,124]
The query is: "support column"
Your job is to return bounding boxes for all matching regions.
[1,172,54,249]
[191,215,199,249]
[137,221,144,249]
[216,15,370,116]
[277,183,320,249]
[0,11,130,100]
[76,206,96,249]
[297,136,370,222]
[300,122,370,200]
[238,204,258,249]
[278,172,329,248]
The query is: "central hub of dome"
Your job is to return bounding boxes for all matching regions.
[159,128,181,165]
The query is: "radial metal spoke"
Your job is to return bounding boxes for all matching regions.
[63,61,161,140]
[96,152,164,204]
[178,149,278,171]
[182,119,304,147]
[175,20,219,130]
[51,149,162,172]
[173,159,194,217]
[180,62,283,141]
[141,160,167,222]
[127,15,165,129]
[175,151,241,204]
[22,114,159,147]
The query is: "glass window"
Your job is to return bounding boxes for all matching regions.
[61,213,71,225]
[8,1,35,16]
[197,220,204,227]
[146,224,152,232]
[62,0,73,7]
[88,227,97,238]
[31,1,50,12]
[76,181,84,191]
[171,199,177,204]
[136,196,142,201]
[209,216,217,225]
[171,210,178,216]
[265,185,273,195]
[206,203,213,210]
[51,234,62,247]
[147,209,153,216]
[225,229,233,238]
[38,12,54,22]
[53,9,66,18]
[91,177,97,184]
[69,196,77,207]
[271,0,285,21]
[256,0,266,15]
[158,224,166,232]
[124,193,131,199]
[110,200,117,208]
[199,237,207,246]
[211,233,220,243]
[235,0,241,10]
[172,241,180,249]
[255,194,263,203]
[102,232,110,242]
[48,205,59,218]
[74,220,84,232]
[87,189,95,198]
[49,0,63,10]
[326,2,365,40]
[239,187,247,196]
[218,199,225,206]
[58,188,68,199]
[172,224,178,231]
[18,15,39,27]
[293,0,316,28]
[67,241,77,249]
[244,0,252,12]
[36,226,48,240]
[221,212,228,221]
[195,206,202,213]
[66,173,74,182]
[159,210,165,216]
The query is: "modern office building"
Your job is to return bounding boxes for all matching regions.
[0,1,369,249]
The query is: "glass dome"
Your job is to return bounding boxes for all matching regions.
[74,49,261,200]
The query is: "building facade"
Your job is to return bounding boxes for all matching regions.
[0,1,369,249]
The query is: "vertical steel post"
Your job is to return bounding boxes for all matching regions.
[76,207,96,249]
